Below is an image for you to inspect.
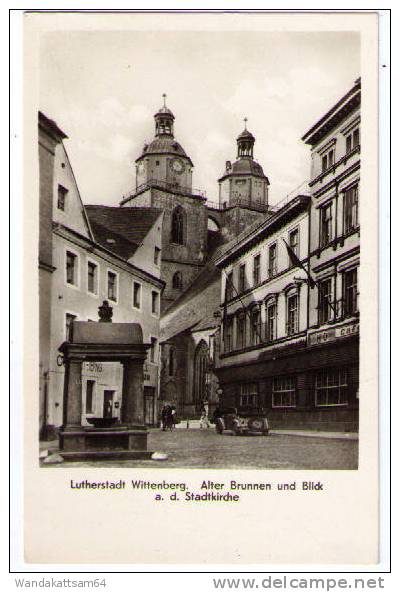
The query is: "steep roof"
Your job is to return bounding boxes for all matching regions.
[85,206,162,260]
[160,261,222,342]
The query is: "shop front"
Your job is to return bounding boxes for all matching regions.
[215,332,359,432]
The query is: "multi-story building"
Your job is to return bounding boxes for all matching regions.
[39,112,165,438]
[301,77,360,425]
[214,78,360,431]
[38,113,67,438]
[214,194,312,424]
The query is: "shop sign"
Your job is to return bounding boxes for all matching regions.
[84,361,103,374]
[335,322,359,338]
[308,321,359,346]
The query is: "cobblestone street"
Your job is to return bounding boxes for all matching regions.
[42,428,358,470]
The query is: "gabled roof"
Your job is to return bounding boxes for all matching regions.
[39,111,68,142]
[85,206,162,260]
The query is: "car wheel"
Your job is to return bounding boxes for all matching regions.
[248,418,265,431]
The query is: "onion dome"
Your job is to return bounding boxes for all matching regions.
[141,137,188,158]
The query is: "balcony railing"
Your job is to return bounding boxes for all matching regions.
[122,178,207,201]
[206,199,269,212]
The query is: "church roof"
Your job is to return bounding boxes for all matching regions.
[237,128,255,141]
[155,106,175,118]
[218,157,268,182]
[160,262,221,342]
[136,136,192,164]
[85,206,162,259]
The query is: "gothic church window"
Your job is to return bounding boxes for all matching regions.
[172,271,183,290]
[194,340,209,408]
[171,206,186,245]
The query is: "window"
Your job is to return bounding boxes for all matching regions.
[272,376,296,408]
[133,281,141,309]
[87,261,98,294]
[250,306,261,346]
[65,313,77,340]
[57,185,68,211]
[226,271,234,301]
[343,268,358,317]
[345,128,360,154]
[288,229,299,267]
[265,300,277,342]
[154,246,161,265]
[150,337,157,363]
[320,202,333,248]
[240,383,258,407]
[321,148,335,172]
[168,347,175,376]
[315,369,348,406]
[236,313,247,349]
[287,293,299,336]
[344,185,359,233]
[172,271,183,290]
[268,243,277,277]
[238,264,246,293]
[319,278,333,324]
[107,271,117,302]
[171,206,185,245]
[151,291,159,315]
[253,255,261,286]
[223,316,234,353]
[66,251,77,286]
[85,380,95,414]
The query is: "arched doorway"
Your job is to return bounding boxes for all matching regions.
[194,340,209,410]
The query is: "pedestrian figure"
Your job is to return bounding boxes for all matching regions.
[161,404,171,431]
[170,405,177,430]
[199,404,210,429]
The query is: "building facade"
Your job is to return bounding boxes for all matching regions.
[38,113,67,438]
[215,195,315,426]
[39,114,164,438]
[214,79,360,431]
[301,77,360,424]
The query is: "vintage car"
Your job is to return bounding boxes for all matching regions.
[212,407,270,436]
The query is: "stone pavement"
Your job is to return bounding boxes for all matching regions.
[39,427,358,469]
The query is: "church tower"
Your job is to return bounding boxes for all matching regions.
[218,119,270,211]
[120,95,208,312]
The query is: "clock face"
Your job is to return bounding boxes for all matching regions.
[170,158,185,175]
